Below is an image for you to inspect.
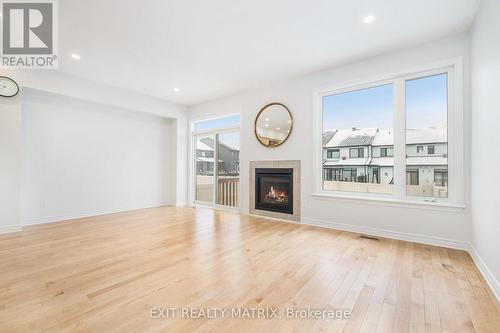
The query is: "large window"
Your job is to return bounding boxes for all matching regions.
[317,62,462,205]
[322,83,394,194]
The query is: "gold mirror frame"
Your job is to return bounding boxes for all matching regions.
[254,102,293,148]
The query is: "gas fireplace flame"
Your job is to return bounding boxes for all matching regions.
[265,186,288,203]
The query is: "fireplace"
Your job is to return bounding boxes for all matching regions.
[255,168,293,214]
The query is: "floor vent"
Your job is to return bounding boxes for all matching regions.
[359,234,380,240]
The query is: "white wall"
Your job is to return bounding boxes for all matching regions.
[3,70,189,204]
[0,98,22,233]
[0,70,188,230]
[470,0,500,293]
[189,33,471,244]
[20,89,176,225]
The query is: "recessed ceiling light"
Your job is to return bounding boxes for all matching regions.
[276,127,281,130]
[173,87,180,93]
[71,53,81,60]
[265,118,270,121]
[363,15,376,24]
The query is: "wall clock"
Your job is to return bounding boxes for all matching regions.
[0,76,20,97]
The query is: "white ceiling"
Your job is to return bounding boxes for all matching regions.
[58,0,479,105]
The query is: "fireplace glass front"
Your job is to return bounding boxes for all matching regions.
[255,168,293,214]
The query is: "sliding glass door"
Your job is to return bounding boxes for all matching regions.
[193,116,240,209]
[216,132,240,207]
[195,134,215,204]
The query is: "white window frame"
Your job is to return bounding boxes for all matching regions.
[312,58,464,209]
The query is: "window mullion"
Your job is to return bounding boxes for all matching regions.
[393,78,406,199]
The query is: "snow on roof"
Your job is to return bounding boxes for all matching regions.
[406,127,447,144]
[197,141,213,151]
[324,128,378,147]
[220,142,239,151]
[199,137,239,151]
[323,130,336,145]
[196,157,223,163]
[371,129,393,146]
[324,127,446,147]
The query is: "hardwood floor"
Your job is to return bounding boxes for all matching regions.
[0,206,498,332]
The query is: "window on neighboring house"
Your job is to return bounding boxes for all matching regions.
[333,168,342,181]
[428,145,435,155]
[434,170,448,186]
[380,147,394,157]
[349,148,364,158]
[323,169,331,180]
[417,145,423,153]
[372,168,380,184]
[406,170,419,185]
[324,168,342,181]
[343,168,357,182]
[327,149,340,159]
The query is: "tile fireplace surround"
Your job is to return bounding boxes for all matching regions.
[249,160,301,222]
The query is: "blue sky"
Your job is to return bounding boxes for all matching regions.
[195,114,240,131]
[195,115,240,149]
[323,73,447,131]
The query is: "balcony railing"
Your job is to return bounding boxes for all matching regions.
[217,177,239,207]
[323,180,448,198]
[195,175,239,207]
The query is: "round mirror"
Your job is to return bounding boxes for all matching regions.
[254,103,293,147]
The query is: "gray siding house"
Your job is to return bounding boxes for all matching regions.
[196,138,240,176]
[323,127,447,187]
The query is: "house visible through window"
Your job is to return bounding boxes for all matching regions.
[193,115,240,208]
[322,83,394,194]
[320,67,459,203]
[406,73,448,198]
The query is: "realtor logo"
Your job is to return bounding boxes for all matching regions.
[1,0,57,68]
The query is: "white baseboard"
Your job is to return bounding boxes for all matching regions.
[0,224,22,234]
[468,245,500,303]
[21,203,173,226]
[301,217,470,250]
